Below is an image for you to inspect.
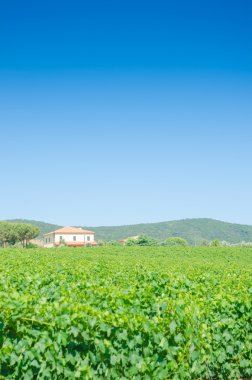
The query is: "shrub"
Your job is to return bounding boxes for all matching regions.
[163,237,188,246]
[211,239,221,247]
[126,235,157,246]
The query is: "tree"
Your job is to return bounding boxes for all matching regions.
[0,222,17,247]
[15,223,40,247]
[0,222,39,248]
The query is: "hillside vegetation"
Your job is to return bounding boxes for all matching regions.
[0,246,251,379]
[6,220,61,238]
[6,218,252,244]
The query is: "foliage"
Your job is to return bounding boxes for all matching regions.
[106,241,121,246]
[0,246,251,379]
[162,237,188,246]
[3,219,60,239]
[211,239,221,247]
[0,222,39,248]
[26,243,38,249]
[58,239,67,247]
[96,240,106,246]
[125,235,157,246]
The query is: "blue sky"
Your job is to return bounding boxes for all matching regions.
[0,0,252,226]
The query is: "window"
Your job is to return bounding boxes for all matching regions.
[87,236,90,242]
[73,236,76,241]
[59,236,63,241]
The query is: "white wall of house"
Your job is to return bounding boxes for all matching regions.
[84,234,94,243]
[44,233,95,247]
[54,233,94,243]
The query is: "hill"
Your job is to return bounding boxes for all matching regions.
[87,218,252,244]
[5,219,61,238]
[5,218,252,244]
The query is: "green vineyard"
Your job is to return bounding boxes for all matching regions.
[0,247,251,379]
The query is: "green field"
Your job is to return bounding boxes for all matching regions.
[0,247,251,379]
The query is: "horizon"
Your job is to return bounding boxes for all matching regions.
[1,0,252,226]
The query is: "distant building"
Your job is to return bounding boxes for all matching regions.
[119,235,140,245]
[43,226,96,248]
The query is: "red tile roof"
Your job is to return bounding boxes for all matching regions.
[44,226,95,236]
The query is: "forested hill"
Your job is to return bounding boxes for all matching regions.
[5,218,252,244]
[88,219,252,244]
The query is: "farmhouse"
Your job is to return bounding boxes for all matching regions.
[43,226,96,248]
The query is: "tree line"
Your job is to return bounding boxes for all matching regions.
[98,235,189,247]
[0,222,40,248]
[98,235,228,247]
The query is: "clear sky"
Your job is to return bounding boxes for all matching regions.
[0,0,252,226]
